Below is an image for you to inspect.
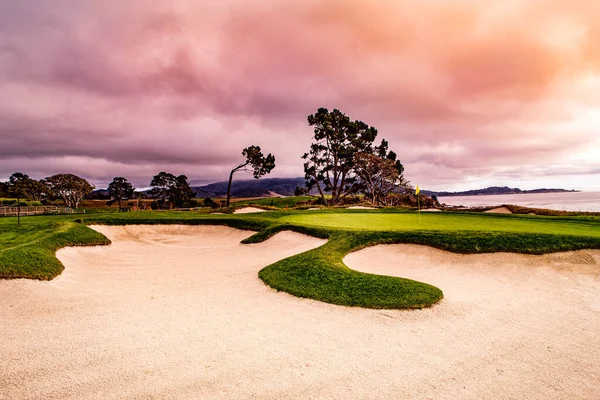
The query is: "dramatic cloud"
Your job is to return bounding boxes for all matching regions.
[1,0,599,189]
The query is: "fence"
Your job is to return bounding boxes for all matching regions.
[0,206,74,217]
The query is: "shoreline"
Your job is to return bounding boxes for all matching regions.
[438,191,600,214]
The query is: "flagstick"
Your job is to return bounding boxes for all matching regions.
[417,192,421,224]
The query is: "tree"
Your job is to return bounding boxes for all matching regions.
[226,146,275,206]
[302,108,378,206]
[0,182,8,198]
[45,173,95,209]
[107,177,135,210]
[26,179,51,202]
[354,153,408,205]
[7,173,50,202]
[7,173,30,200]
[149,172,196,209]
[6,173,31,225]
[149,172,177,209]
[294,186,308,196]
[171,175,196,208]
[354,139,408,205]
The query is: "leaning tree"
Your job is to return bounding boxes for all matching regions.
[226,145,275,206]
[107,177,135,210]
[45,173,95,209]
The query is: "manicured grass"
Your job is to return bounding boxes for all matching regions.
[281,212,600,237]
[259,231,443,309]
[2,207,600,308]
[234,196,316,208]
[0,220,110,280]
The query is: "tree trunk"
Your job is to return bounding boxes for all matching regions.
[313,172,327,206]
[226,168,235,207]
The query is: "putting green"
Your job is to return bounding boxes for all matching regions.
[281,213,600,238]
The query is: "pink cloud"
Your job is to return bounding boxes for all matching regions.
[0,0,599,189]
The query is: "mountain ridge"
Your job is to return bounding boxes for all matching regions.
[424,186,578,197]
[91,179,578,199]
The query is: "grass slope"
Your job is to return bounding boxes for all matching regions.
[2,208,600,308]
[258,230,443,309]
[0,221,110,280]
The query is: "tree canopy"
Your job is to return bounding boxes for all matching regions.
[302,108,405,206]
[107,177,135,209]
[226,145,275,206]
[45,173,94,209]
[6,172,50,202]
[149,172,196,209]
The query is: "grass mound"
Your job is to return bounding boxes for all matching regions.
[257,228,600,309]
[259,231,443,309]
[0,222,110,280]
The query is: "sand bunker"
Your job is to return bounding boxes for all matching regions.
[421,208,442,212]
[347,205,376,209]
[344,244,600,399]
[1,227,599,399]
[485,206,513,214]
[233,207,267,214]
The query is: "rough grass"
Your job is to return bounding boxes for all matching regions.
[2,208,600,308]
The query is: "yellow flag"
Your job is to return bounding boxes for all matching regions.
[415,185,420,195]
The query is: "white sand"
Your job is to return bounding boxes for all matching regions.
[421,208,442,212]
[233,207,267,214]
[347,205,376,209]
[485,206,513,214]
[345,244,600,399]
[1,227,599,399]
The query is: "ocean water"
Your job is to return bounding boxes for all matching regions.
[437,191,600,212]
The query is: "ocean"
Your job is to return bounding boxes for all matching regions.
[437,191,600,212]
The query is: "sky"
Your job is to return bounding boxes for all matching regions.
[1,0,599,191]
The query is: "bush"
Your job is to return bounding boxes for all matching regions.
[0,198,42,207]
[203,197,217,208]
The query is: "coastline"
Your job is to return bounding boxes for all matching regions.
[438,191,600,213]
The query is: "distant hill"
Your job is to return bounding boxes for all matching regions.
[424,186,578,197]
[193,177,309,198]
[93,182,577,200]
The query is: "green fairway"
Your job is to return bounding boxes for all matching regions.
[281,212,600,237]
[2,207,600,309]
[234,196,316,208]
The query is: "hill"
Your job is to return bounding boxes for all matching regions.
[424,186,578,197]
[193,177,308,198]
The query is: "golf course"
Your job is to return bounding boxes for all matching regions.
[2,208,600,308]
[2,206,600,398]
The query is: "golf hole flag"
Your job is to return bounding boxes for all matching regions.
[415,185,421,223]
